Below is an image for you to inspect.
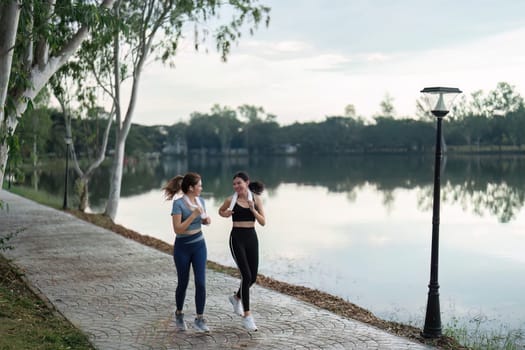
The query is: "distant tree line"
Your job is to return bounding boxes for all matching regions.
[13,82,525,162]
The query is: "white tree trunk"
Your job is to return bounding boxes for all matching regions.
[0,1,19,107]
[103,3,146,220]
[0,144,9,185]
[103,75,138,219]
[0,0,116,187]
[104,135,126,219]
[0,1,21,185]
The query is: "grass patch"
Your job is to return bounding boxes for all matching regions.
[444,316,525,350]
[0,255,94,350]
[6,185,63,210]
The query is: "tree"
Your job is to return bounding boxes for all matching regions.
[77,0,270,219]
[344,104,356,118]
[378,93,395,118]
[485,82,524,117]
[0,0,116,187]
[65,103,113,211]
[210,105,241,155]
[415,97,433,121]
[238,105,267,124]
[506,106,525,148]
[238,104,273,154]
[49,60,115,211]
[15,89,51,169]
[186,112,221,152]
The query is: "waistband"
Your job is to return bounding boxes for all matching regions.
[230,227,257,234]
[175,231,204,244]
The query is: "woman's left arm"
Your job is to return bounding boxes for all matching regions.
[251,195,266,226]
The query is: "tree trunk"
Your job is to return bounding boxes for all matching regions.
[0,1,21,186]
[0,1,19,107]
[103,2,145,220]
[104,137,125,219]
[0,143,9,185]
[78,178,89,212]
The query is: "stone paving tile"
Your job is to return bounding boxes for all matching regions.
[1,190,433,349]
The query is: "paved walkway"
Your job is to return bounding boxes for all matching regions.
[1,190,433,349]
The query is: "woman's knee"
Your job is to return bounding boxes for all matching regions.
[194,274,206,289]
[241,269,252,282]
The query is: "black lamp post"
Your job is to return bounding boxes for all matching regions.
[420,86,462,338]
[63,137,72,210]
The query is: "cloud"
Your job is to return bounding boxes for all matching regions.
[130,22,525,126]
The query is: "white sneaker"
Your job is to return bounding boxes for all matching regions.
[229,295,244,316]
[242,315,257,331]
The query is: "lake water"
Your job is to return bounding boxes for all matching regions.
[24,154,525,337]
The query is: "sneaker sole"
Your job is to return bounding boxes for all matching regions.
[194,327,210,333]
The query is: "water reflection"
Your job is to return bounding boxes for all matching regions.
[22,154,525,223]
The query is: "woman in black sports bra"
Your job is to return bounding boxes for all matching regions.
[218,171,266,331]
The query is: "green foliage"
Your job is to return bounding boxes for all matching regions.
[444,315,525,350]
[8,0,114,108]
[0,230,18,252]
[8,185,63,210]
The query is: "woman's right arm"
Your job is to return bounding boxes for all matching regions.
[172,210,200,234]
[218,197,233,217]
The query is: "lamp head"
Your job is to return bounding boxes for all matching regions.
[420,87,462,118]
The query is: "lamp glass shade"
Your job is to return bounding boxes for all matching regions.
[420,87,462,117]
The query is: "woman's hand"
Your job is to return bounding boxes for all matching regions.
[218,197,234,218]
[192,207,203,217]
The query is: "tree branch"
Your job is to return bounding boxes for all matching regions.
[35,0,56,70]
[21,0,116,102]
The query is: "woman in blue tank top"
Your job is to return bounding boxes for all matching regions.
[163,172,211,332]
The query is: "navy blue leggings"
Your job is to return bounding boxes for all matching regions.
[229,227,258,312]
[173,233,207,315]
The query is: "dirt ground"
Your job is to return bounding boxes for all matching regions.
[68,209,468,350]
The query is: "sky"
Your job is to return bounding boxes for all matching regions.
[128,0,525,126]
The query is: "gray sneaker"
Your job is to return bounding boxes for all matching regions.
[229,295,244,316]
[174,312,187,331]
[194,317,210,332]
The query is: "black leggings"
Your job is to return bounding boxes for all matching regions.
[229,227,258,312]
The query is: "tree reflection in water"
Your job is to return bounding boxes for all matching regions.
[20,154,525,223]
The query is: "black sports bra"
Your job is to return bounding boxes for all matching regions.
[232,203,256,222]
